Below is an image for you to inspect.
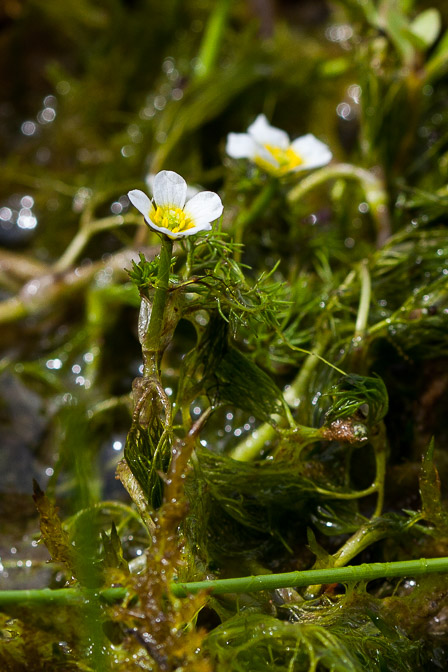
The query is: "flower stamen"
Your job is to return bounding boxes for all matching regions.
[151,204,195,236]
[256,144,304,176]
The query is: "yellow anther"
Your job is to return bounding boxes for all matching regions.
[150,204,196,234]
[255,144,303,176]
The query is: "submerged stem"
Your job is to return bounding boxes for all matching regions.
[1,557,448,603]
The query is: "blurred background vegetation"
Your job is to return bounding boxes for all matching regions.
[1,0,448,670]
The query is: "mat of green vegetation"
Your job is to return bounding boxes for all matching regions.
[0,0,448,670]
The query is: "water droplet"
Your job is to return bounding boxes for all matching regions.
[21,120,36,136]
[46,358,63,370]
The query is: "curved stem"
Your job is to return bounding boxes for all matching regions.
[288,163,390,247]
[54,213,139,272]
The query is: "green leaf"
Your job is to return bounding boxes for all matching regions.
[182,314,287,423]
[324,374,389,427]
[408,8,441,50]
[382,5,414,62]
[419,439,448,533]
[311,502,368,537]
[426,27,448,80]
[124,415,171,510]
[307,528,335,569]
[32,480,74,572]
[101,523,129,573]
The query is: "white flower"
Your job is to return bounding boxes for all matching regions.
[145,173,200,201]
[226,114,332,177]
[128,170,223,239]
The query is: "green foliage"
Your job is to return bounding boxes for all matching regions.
[2,0,448,669]
[324,374,389,426]
[179,314,287,423]
[206,600,426,672]
[419,439,448,533]
[125,415,171,510]
[127,251,176,294]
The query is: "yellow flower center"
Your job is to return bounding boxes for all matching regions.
[255,144,303,176]
[150,204,195,236]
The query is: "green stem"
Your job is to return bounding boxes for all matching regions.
[54,213,139,272]
[234,180,277,262]
[0,297,27,324]
[172,557,448,596]
[229,334,330,461]
[142,236,173,377]
[1,557,448,604]
[194,0,232,80]
[372,424,387,518]
[354,259,371,338]
[287,163,390,247]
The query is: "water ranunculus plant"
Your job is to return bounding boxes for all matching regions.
[128,170,223,239]
[226,114,332,176]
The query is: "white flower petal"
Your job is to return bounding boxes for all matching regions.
[184,191,223,228]
[226,132,258,159]
[146,220,212,239]
[145,173,155,193]
[180,221,213,237]
[254,145,279,169]
[290,134,332,170]
[146,221,184,238]
[128,189,152,218]
[248,114,289,149]
[146,172,199,200]
[153,170,187,208]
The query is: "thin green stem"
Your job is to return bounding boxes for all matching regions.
[1,557,448,604]
[64,500,148,535]
[288,163,390,247]
[0,297,27,324]
[193,0,232,80]
[142,236,173,377]
[54,213,139,272]
[354,259,371,337]
[372,423,387,519]
[172,557,448,596]
[234,180,277,262]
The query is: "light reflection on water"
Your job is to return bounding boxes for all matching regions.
[0,194,39,242]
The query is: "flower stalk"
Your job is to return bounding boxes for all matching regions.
[233,179,277,261]
[141,235,173,377]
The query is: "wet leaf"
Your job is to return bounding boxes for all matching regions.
[324,374,388,427]
[419,439,448,533]
[32,480,74,574]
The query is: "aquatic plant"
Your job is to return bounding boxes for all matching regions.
[1,0,448,670]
